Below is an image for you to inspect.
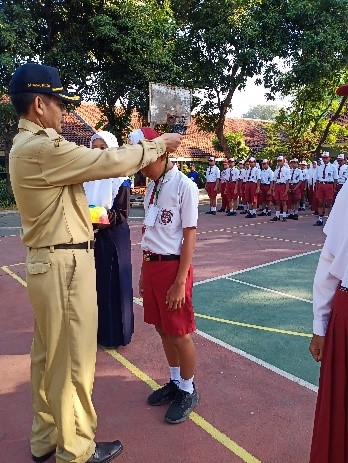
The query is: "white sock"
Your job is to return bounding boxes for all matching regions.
[283,211,287,218]
[179,376,194,394]
[252,209,256,214]
[211,206,217,212]
[169,367,180,386]
[276,211,280,218]
[263,209,266,213]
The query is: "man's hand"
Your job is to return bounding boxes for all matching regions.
[309,334,325,362]
[159,133,183,153]
[166,281,185,311]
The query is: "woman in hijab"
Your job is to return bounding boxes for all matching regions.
[84,131,134,348]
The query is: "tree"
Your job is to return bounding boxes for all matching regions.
[212,131,250,159]
[242,104,280,120]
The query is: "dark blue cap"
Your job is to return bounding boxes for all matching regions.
[9,62,80,105]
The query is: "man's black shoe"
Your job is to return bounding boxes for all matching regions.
[257,211,267,216]
[270,216,280,222]
[313,220,324,226]
[288,213,294,219]
[165,388,199,424]
[240,210,247,214]
[147,380,179,406]
[282,217,287,222]
[293,214,299,220]
[32,449,55,462]
[87,441,123,463]
[218,208,225,212]
[246,213,256,218]
[205,210,213,214]
[267,211,272,216]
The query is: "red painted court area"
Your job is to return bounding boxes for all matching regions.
[0,209,325,463]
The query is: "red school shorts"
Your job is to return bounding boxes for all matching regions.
[274,183,288,201]
[205,181,218,199]
[258,184,273,203]
[287,184,302,202]
[316,183,334,202]
[226,181,238,200]
[244,182,258,203]
[142,260,196,337]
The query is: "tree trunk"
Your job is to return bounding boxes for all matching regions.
[314,96,347,157]
[215,86,237,158]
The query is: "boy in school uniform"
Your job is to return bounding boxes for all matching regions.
[226,158,239,216]
[219,159,229,212]
[270,155,290,222]
[258,159,274,216]
[137,130,200,425]
[205,156,220,215]
[244,157,261,218]
[287,158,303,220]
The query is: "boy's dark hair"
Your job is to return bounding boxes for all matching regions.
[10,92,51,116]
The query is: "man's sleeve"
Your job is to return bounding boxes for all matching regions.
[40,135,166,186]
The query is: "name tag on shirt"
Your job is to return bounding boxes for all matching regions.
[144,204,160,227]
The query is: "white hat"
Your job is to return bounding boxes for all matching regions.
[249,156,256,162]
[228,157,235,162]
[299,160,307,165]
[321,151,330,158]
[277,155,284,161]
[337,153,345,160]
[208,156,215,161]
[239,160,244,164]
[262,159,269,163]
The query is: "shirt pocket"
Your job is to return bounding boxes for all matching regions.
[156,206,181,232]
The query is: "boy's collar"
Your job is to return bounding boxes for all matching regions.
[161,163,177,183]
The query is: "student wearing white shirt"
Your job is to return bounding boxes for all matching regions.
[287,158,303,220]
[313,152,338,226]
[308,160,318,214]
[139,139,199,425]
[238,160,249,212]
[205,156,220,215]
[270,155,290,222]
[218,160,229,212]
[299,160,309,210]
[334,153,348,201]
[244,157,261,218]
[257,159,274,216]
[309,180,348,463]
[226,157,240,216]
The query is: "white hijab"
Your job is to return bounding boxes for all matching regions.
[83,131,128,209]
[323,180,348,283]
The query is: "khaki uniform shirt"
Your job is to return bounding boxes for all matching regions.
[10,119,166,248]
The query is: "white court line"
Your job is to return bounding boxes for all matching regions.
[196,330,318,393]
[193,249,321,287]
[132,297,318,393]
[226,277,313,304]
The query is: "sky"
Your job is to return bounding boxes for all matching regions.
[227,76,290,118]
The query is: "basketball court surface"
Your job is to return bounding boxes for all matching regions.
[0,206,325,462]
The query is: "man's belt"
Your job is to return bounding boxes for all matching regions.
[261,183,270,185]
[319,181,334,184]
[53,240,95,250]
[143,252,180,262]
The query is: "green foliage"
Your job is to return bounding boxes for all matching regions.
[212,131,250,158]
[242,104,280,120]
[0,179,16,209]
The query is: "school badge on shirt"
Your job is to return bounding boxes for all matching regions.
[160,209,173,225]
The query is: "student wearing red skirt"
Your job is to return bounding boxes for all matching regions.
[309,179,348,463]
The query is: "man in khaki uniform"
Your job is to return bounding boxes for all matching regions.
[8,62,182,463]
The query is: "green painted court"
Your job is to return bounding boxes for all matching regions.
[192,250,321,387]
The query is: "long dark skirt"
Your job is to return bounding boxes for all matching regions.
[309,287,348,463]
[94,222,134,348]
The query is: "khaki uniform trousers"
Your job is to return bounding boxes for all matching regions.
[26,246,98,463]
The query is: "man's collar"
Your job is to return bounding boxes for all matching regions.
[162,164,178,183]
[18,118,45,134]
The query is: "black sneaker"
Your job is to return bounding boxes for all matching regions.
[211,211,216,215]
[205,211,213,214]
[218,208,225,212]
[313,220,324,226]
[257,211,267,216]
[270,216,280,222]
[288,213,294,219]
[282,217,287,222]
[267,211,272,216]
[293,214,299,220]
[147,380,179,406]
[165,387,199,424]
[240,210,247,214]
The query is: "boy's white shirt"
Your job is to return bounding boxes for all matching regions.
[141,165,199,255]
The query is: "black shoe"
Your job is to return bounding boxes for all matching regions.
[147,380,179,406]
[313,220,324,226]
[240,210,247,214]
[211,211,216,215]
[267,211,272,216]
[165,388,199,424]
[257,211,267,216]
[32,450,55,463]
[293,214,298,220]
[87,441,123,463]
[237,205,244,210]
[288,213,294,219]
[218,208,225,212]
[205,210,213,214]
[282,217,287,222]
[270,216,280,222]
[226,211,234,216]
[246,213,256,218]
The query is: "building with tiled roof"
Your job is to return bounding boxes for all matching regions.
[61,103,270,159]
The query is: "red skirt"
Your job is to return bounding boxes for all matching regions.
[310,287,348,463]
